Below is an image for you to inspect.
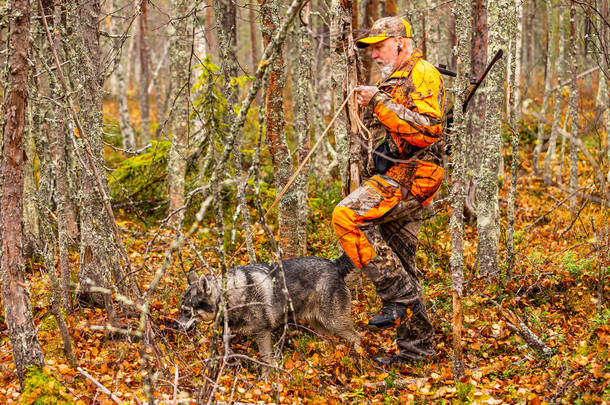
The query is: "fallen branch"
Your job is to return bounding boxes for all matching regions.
[490,301,553,358]
[77,367,121,403]
[363,377,429,393]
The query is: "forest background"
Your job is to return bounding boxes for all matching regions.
[0,0,609,403]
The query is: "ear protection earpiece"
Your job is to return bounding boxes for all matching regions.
[397,40,403,54]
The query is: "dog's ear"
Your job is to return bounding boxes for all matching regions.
[187,271,199,285]
[197,275,209,294]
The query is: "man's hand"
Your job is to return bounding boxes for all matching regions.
[355,85,379,106]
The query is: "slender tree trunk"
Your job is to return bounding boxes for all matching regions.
[506,0,523,276]
[167,0,191,228]
[544,1,564,183]
[361,0,379,83]
[205,0,216,56]
[260,0,300,258]
[465,0,488,218]
[292,2,314,255]
[138,0,151,146]
[449,0,471,380]
[72,0,126,312]
[330,0,355,195]
[568,4,579,214]
[111,0,136,150]
[477,0,508,279]
[533,0,556,174]
[383,0,397,16]
[23,117,41,259]
[249,0,259,74]
[1,0,45,384]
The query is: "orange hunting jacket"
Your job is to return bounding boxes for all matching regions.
[368,51,446,206]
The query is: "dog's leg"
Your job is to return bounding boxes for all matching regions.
[255,332,273,378]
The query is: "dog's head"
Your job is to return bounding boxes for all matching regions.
[174,271,219,331]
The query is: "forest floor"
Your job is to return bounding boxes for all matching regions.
[1,136,610,404]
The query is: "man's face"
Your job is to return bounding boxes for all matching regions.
[370,38,400,77]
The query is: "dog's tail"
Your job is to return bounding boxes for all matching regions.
[332,253,356,278]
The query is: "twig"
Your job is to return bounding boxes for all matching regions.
[523,186,587,231]
[76,367,121,403]
[559,198,588,238]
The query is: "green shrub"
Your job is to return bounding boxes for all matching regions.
[20,366,73,405]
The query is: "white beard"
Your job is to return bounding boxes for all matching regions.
[376,55,397,79]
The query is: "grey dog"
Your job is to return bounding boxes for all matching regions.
[175,254,361,372]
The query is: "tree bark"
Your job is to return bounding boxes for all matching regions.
[533,0,556,174]
[361,0,379,83]
[477,0,508,279]
[260,0,301,258]
[138,0,151,146]
[112,0,136,151]
[70,0,127,311]
[383,0,397,16]
[449,0,471,380]
[544,1,565,183]
[506,0,523,276]
[465,0,488,218]
[1,0,45,384]
[292,2,314,255]
[568,3,579,214]
[167,0,191,228]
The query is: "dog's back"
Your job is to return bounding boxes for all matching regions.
[225,254,359,343]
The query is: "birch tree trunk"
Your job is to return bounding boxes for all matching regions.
[1,0,45,383]
[477,0,508,279]
[260,0,301,258]
[568,3,579,214]
[450,0,471,379]
[544,1,564,183]
[138,0,151,146]
[167,0,191,228]
[533,0,556,174]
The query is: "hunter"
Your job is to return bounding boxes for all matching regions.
[332,16,445,366]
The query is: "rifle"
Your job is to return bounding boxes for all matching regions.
[445,49,504,129]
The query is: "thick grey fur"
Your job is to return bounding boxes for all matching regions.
[175,253,361,372]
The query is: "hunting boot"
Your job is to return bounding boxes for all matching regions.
[368,302,407,329]
[373,301,436,366]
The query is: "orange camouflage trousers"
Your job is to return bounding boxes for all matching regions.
[332,174,435,360]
